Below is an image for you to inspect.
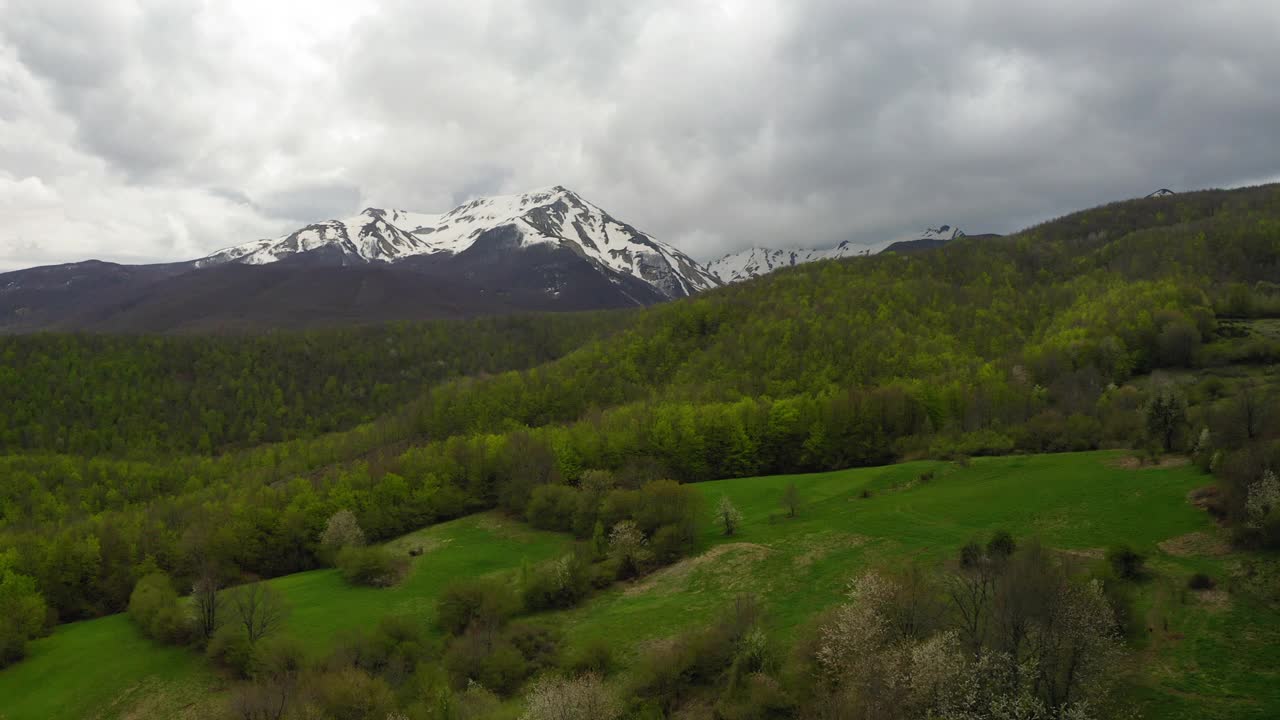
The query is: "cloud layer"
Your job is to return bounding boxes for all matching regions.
[2,0,1279,269]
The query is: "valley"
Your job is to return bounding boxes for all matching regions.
[4,453,1275,720]
[1,184,1279,720]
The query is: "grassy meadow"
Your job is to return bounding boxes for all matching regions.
[2,451,1276,719]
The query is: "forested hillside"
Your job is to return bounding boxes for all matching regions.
[3,184,1280,636]
[0,312,631,455]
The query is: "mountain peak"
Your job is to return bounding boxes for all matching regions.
[197,187,719,300]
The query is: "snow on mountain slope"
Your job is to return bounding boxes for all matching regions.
[918,224,965,242]
[707,227,964,284]
[706,240,881,284]
[199,187,720,299]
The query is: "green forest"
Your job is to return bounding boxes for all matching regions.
[2,185,1280,719]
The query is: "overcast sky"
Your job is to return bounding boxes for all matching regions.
[2,0,1279,270]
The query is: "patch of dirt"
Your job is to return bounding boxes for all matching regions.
[109,677,224,720]
[1058,547,1105,560]
[1110,455,1191,470]
[624,543,771,597]
[1193,589,1231,609]
[1158,531,1231,558]
[793,534,870,568]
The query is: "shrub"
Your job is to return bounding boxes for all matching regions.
[443,630,529,696]
[207,623,257,678]
[0,556,46,667]
[635,480,702,537]
[336,545,408,588]
[650,523,696,566]
[1107,545,1146,580]
[563,637,615,676]
[436,578,518,636]
[526,485,580,532]
[632,596,762,710]
[307,667,396,720]
[521,673,619,720]
[505,621,562,671]
[986,530,1016,560]
[252,634,307,680]
[1188,572,1216,590]
[522,555,591,612]
[127,572,192,645]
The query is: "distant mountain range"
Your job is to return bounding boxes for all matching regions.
[706,225,975,284]
[0,180,1033,331]
[0,187,720,332]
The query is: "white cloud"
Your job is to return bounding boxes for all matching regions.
[1,0,1279,270]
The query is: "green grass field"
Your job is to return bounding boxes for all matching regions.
[2,451,1276,719]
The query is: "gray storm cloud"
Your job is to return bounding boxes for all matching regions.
[1,0,1278,270]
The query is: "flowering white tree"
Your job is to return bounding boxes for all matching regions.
[813,563,1121,720]
[608,521,651,569]
[715,495,744,536]
[1247,469,1280,527]
[320,509,366,550]
[520,674,618,720]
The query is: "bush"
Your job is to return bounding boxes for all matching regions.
[563,637,615,676]
[1107,545,1146,580]
[505,620,562,671]
[207,623,257,678]
[986,530,1016,560]
[526,484,580,532]
[443,630,529,695]
[336,545,408,588]
[252,634,307,680]
[650,523,696,565]
[128,572,192,645]
[0,558,47,667]
[631,596,761,710]
[522,555,591,612]
[436,578,518,636]
[1188,572,1216,590]
[307,667,396,720]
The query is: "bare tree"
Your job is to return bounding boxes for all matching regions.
[229,582,289,645]
[192,564,223,642]
[228,680,290,720]
[781,481,800,518]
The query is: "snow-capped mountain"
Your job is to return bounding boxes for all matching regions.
[199,186,720,300]
[706,226,967,284]
[705,241,879,284]
[917,224,966,242]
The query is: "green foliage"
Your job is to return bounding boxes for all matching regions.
[126,572,191,645]
[525,484,579,533]
[306,667,396,719]
[335,545,408,588]
[206,623,256,678]
[1107,545,1147,580]
[442,630,529,696]
[0,551,46,667]
[0,313,628,456]
[520,554,591,612]
[435,578,519,636]
[562,636,615,676]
